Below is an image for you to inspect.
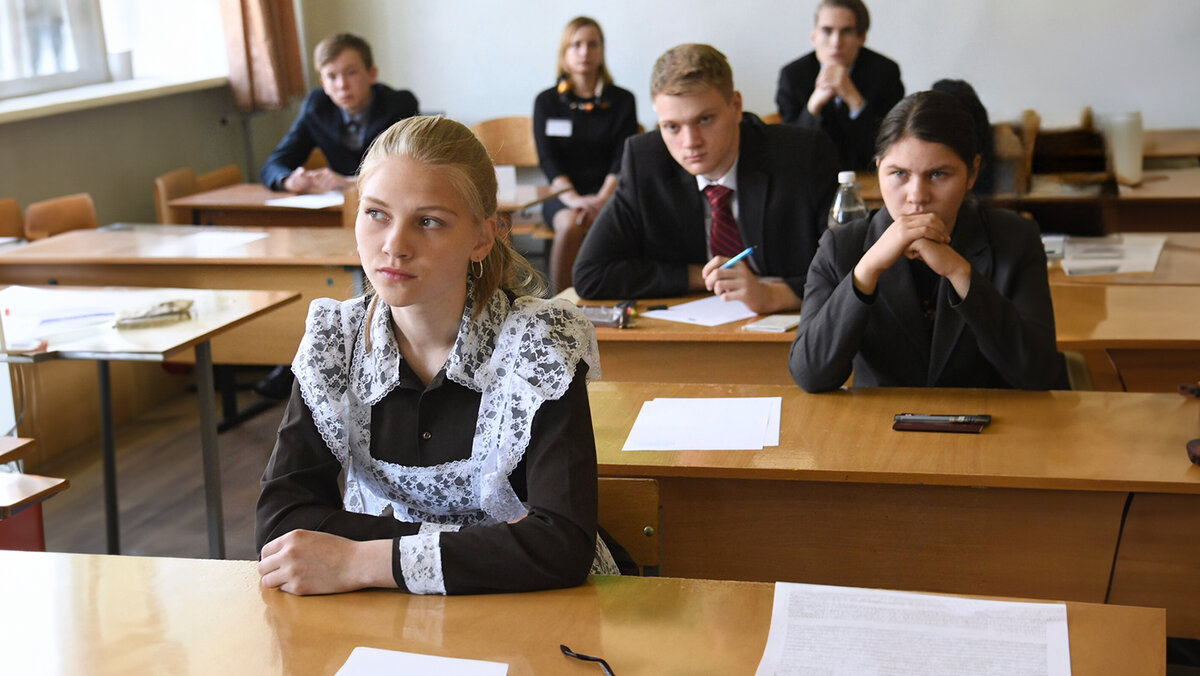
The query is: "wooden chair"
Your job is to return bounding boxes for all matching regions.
[196,164,243,192]
[303,147,328,170]
[761,111,782,125]
[0,198,23,238]
[0,440,69,552]
[23,193,99,241]
[470,116,553,248]
[471,116,540,167]
[153,167,198,224]
[598,477,661,575]
[1015,109,1041,196]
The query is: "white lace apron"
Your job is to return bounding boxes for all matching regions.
[292,289,616,594]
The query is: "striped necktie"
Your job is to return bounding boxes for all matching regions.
[704,184,743,258]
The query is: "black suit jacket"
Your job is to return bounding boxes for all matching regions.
[776,47,904,171]
[788,203,1064,392]
[260,83,419,190]
[572,114,838,300]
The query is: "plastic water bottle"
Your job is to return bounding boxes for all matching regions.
[828,170,867,228]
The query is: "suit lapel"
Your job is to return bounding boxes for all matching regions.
[866,211,931,372]
[672,164,708,260]
[928,202,992,385]
[735,121,768,270]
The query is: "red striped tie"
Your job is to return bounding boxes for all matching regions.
[704,184,743,258]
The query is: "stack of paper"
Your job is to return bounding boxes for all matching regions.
[756,582,1070,676]
[640,295,757,327]
[622,397,781,451]
[1061,234,1166,275]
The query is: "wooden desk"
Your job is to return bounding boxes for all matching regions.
[0,551,1165,675]
[1048,232,1200,286]
[563,290,795,386]
[1052,284,1200,392]
[568,287,1200,391]
[1144,128,1200,158]
[170,183,564,230]
[0,286,299,558]
[0,472,68,519]
[0,436,36,465]
[169,183,350,228]
[591,381,1200,637]
[0,224,360,366]
[1110,167,1200,232]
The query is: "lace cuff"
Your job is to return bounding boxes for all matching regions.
[398,532,447,595]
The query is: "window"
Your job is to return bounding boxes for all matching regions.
[0,0,109,99]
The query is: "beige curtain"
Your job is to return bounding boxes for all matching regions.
[219,0,304,112]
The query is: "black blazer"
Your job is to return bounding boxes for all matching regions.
[776,47,904,171]
[788,203,1063,392]
[260,83,419,190]
[572,114,838,300]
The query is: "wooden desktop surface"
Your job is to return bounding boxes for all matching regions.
[567,286,1200,392]
[0,551,1165,676]
[591,381,1200,636]
[0,225,357,365]
[0,436,36,465]
[0,286,300,362]
[1143,128,1200,158]
[169,183,562,229]
[1119,166,1200,200]
[1048,232,1200,286]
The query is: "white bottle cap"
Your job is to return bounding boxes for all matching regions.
[837,171,857,185]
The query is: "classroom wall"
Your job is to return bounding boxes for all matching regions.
[0,87,293,224]
[299,0,1200,131]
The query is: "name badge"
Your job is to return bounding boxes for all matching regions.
[545,118,573,137]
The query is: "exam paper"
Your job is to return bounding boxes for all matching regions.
[640,294,757,326]
[336,646,507,675]
[265,191,345,209]
[622,397,781,451]
[1061,234,1166,275]
[755,582,1070,676]
[494,165,518,204]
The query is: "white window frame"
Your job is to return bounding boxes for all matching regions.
[0,0,109,100]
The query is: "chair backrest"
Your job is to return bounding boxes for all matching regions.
[196,164,243,192]
[761,111,782,125]
[153,167,198,224]
[471,116,539,168]
[0,198,23,238]
[597,477,661,574]
[1016,109,1041,195]
[23,193,99,241]
[303,147,328,170]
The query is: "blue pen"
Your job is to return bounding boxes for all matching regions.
[720,246,755,269]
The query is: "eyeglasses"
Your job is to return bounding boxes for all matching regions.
[560,644,615,676]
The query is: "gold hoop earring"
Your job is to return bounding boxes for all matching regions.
[473,259,484,278]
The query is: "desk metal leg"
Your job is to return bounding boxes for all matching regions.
[194,341,226,558]
[97,360,120,554]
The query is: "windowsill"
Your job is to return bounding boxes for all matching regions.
[0,75,229,126]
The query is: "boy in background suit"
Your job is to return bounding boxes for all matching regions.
[573,44,837,314]
[776,0,903,171]
[260,33,419,194]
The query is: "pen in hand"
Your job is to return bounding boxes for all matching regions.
[720,246,755,269]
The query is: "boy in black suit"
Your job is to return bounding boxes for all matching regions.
[260,33,419,194]
[574,44,837,314]
[776,0,903,171]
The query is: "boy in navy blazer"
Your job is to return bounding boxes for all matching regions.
[574,44,837,314]
[260,33,418,194]
[776,0,903,171]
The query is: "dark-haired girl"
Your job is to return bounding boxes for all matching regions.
[789,90,1062,393]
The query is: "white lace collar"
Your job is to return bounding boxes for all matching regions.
[292,289,601,527]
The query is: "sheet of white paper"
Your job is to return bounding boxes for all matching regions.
[336,647,507,676]
[265,191,345,209]
[1061,234,1166,275]
[640,294,757,326]
[182,231,269,255]
[622,397,778,451]
[494,165,518,204]
[0,286,190,348]
[1040,234,1066,259]
[755,582,1071,676]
